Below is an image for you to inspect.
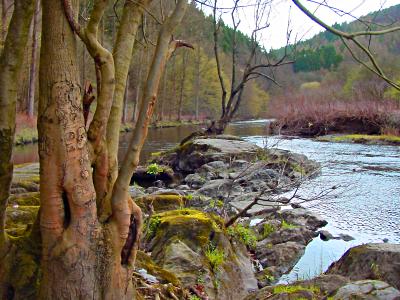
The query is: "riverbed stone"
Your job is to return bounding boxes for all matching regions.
[332,280,400,300]
[327,243,400,290]
[280,208,328,230]
[257,241,305,273]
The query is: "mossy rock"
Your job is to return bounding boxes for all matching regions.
[8,192,40,206]
[11,180,39,192]
[136,194,186,213]
[136,250,181,286]
[147,209,258,300]
[6,206,39,234]
[149,209,223,252]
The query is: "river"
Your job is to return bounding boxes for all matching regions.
[12,119,400,282]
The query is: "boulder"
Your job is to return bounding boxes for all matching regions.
[147,209,258,300]
[245,274,349,300]
[196,179,243,199]
[280,208,328,230]
[327,243,400,290]
[333,280,400,300]
[135,194,187,213]
[257,241,305,273]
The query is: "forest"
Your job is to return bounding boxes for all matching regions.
[1,0,400,299]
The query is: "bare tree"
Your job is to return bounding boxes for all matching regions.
[209,0,292,134]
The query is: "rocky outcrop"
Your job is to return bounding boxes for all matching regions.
[332,280,400,300]
[327,243,400,290]
[145,209,258,299]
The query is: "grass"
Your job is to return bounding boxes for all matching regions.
[331,134,400,144]
[281,219,298,230]
[227,224,258,249]
[205,244,225,271]
[262,223,276,239]
[146,163,164,175]
[273,284,320,295]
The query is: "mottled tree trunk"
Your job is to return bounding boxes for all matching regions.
[27,0,40,118]
[0,0,35,298]
[38,1,135,298]
[177,52,187,122]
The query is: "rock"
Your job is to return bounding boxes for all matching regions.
[230,159,250,169]
[337,233,355,241]
[333,280,400,300]
[131,165,175,187]
[230,201,280,217]
[230,193,281,216]
[8,192,40,206]
[204,160,228,170]
[196,179,243,199]
[327,243,400,290]
[280,208,328,230]
[184,173,206,188]
[154,137,261,173]
[261,227,318,246]
[135,194,186,213]
[257,241,305,273]
[147,209,258,299]
[246,274,349,300]
[320,230,334,241]
[129,185,146,198]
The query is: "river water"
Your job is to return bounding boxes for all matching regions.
[13,119,400,282]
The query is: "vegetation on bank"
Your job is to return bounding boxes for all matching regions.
[318,134,400,145]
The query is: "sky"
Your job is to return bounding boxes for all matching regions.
[202,0,400,49]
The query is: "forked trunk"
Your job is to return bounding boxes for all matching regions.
[38,1,135,298]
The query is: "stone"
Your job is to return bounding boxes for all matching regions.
[337,233,355,241]
[147,209,258,299]
[280,208,328,230]
[196,179,242,199]
[261,227,318,246]
[327,243,400,290]
[257,241,305,273]
[184,173,206,188]
[319,230,334,241]
[333,280,400,300]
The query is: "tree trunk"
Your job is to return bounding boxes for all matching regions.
[27,0,40,118]
[122,73,129,124]
[194,44,201,120]
[38,1,135,298]
[1,0,7,43]
[0,0,36,298]
[177,52,186,122]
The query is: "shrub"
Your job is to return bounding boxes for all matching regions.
[228,224,257,249]
[146,163,164,175]
[205,244,225,271]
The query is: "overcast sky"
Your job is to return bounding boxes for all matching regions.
[203,0,400,49]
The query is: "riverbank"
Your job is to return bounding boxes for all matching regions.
[317,134,400,145]
[6,135,400,299]
[14,119,206,146]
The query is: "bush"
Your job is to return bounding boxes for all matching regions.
[228,224,257,249]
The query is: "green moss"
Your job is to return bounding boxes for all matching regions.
[321,134,400,145]
[152,209,222,248]
[209,199,224,208]
[136,194,185,213]
[6,206,39,231]
[227,224,257,249]
[273,284,320,295]
[262,223,276,238]
[281,219,298,230]
[15,128,38,145]
[136,251,181,285]
[9,192,40,206]
[205,243,225,271]
[146,163,164,175]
